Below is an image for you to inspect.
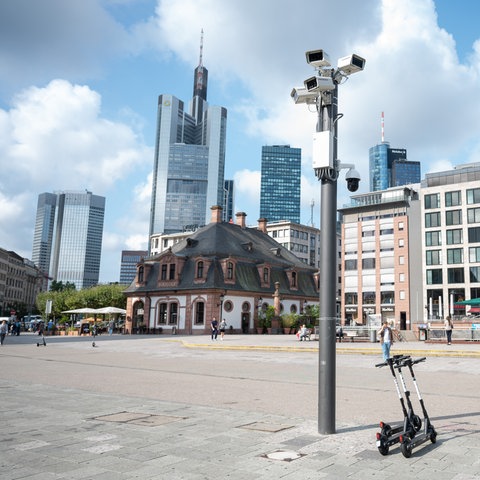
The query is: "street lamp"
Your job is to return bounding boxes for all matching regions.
[292,48,365,434]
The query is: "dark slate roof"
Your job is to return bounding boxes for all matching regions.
[124,222,318,297]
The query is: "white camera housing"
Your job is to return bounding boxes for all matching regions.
[304,76,335,93]
[305,49,331,68]
[337,54,366,75]
[290,87,318,105]
[312,131,334,169]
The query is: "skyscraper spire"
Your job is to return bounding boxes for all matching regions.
[381,111,385,143]
[199,28,204,67]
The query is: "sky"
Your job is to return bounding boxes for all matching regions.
[0,0,479,283]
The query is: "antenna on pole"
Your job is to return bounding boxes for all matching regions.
[381,111,385,143]
[199,28,204,67]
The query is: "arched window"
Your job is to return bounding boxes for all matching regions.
[195,301,205,324]
[227,262,234,279]
[197,261,204,278]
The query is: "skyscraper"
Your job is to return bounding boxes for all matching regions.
[369,114,420,191]
[32,191,105,290]
[260,145,301,223]
[120,249,148,284]
[149,32,227,242]
[223,179,235,223]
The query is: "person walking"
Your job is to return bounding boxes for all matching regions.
[444,315,453,345]
[378,320,393,360]
[0,320,8,345]
[219,318,227,340]
[211,317,218,341]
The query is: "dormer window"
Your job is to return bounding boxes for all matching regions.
[291,271,297,288]
[263,267,269,283]
[197,261,204,278]
[161,264,167,281]
[138,266,144,283]
[227,262,234,280]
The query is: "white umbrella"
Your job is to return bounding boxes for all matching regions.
[62,308,98,314]
[95,307,126,314]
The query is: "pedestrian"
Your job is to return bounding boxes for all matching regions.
[378,320,393,360]
[299,324,309,341]
[0,320,7,345]
[211,317,218,341]
[108,320,114,336]
[444,315,453,345]
[219,318,227,340]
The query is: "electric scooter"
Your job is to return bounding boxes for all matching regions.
[375,355,421,455]
[397,357,437,458]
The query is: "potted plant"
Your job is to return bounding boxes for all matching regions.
[282,314,298,334]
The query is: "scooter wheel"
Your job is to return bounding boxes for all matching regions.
[401,438,413,458]
[430,430,437,444]
[378,443,389,456]
[412,415,422,432]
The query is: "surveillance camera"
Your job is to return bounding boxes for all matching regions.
[290,87,318,105]
[345,168,360,192]
[337,54,366,75]
[304,76,335,93]
[305,49,331,68]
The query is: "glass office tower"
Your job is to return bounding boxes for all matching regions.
[32,191,105,289]
[369,142,420,191]
[260,145,301,223]
[149,38,227,240]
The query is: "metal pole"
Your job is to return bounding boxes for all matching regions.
[318,85,338,434]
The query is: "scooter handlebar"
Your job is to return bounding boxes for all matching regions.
[411,357,426,365]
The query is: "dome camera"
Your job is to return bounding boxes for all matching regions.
[345,168,360,192]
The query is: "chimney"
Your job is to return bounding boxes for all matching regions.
[257,218,267,233]
[235,212,247,228]
[210,205,223,224]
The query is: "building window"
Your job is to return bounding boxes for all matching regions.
[169,264,176,280]
[426,250,441,265]
[399,290,406,300]
[345,292,358,304]
[426,269,443,284]
[227,262,234,280]
[398,221,404,230]
[468,227,480,243]
[470,267,480,283]
[161,264,167,280]
[424,193,440,209]
[169,303,178,324]
[467,207,480,224]
[445,191,461,207]
[158,303,167,324]
[425,231,441,246]
[263,267,269,283]
[398,238,405,248]
[224,300,233,312]
[196,261,204,278]
[195,302,205,324]
[399,273,405,282]
[448,268,465,283]
[425,212,441,228]
[399,256,405,265]
[446,229,463,245]
[381,291,394,304]
[467,188,480,205]
[138,266,144,283]
[362,258,375,269]
[363,291,375,304]
[446,210,462,226]
[345,259,358,270]
[290,304,297,313]
[242,302,250,312]
[447,248,463,264]
[469,247,480,263]
[291,271,297,287]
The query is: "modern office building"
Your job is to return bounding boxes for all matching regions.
[120,250,148,285]
[421,162,480,319]
[369,142,420,191]
[223,179,235,223]
[149,33,227,243]
[32,191,105,290]
[338,185,422,330]
[260,145,301,223]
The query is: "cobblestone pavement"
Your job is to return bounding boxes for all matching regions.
[0,334,479,479]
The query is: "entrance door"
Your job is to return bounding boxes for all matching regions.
[241,313,250,333]
[400,312,407,330]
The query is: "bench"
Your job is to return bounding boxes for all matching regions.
[344,331,358,342]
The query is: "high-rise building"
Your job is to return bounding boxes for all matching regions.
[149,32,227,243]
[260,145,301,223]
[223,179,235,223]
[369,142,420,191]
[32,191,105,290]
[120,250,148,285]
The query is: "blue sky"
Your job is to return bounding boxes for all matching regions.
[0,0,479,283]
